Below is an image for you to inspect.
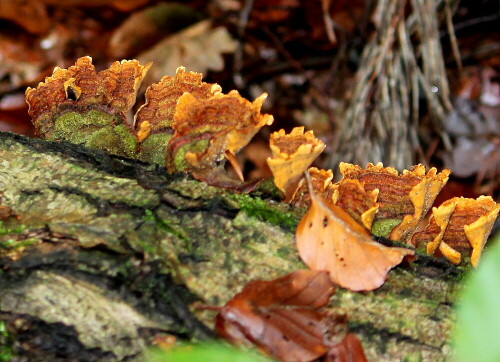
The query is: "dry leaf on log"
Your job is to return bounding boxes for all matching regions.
[296,174,414,291]
[215,270,366,362]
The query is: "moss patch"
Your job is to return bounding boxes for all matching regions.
[372,218,402,238]
[228,194,299,231]
[0,321,14,362]
[138,133,172,165]
[50,110,136,158]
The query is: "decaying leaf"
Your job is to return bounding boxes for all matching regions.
[325,333,368,362]
[412,196,499,266]
[109,3,201,59]
[138,20,238,85]
[267,127,326,194]
[339,163,450,243]
[296,174,414,291]
[166,90,273,175]
[0,192,16,221]
[25,56,150,157]
[0,0,50,34]
[215,270,366,361]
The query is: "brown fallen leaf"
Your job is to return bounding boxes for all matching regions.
[325,333,367,362]
[215,270,366,362]
[109,3,201,59]
[412,196,499,267]
[296,173,414,291]
[0,0,50,34]
[267,127,325,195]
[138,20,237,85]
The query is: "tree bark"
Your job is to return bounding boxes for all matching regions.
[0,131,461,361]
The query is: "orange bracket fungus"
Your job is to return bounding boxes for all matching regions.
[338,162,450,243]
[412,196,500,267]
[291,167,336,208]
[25,56,150,158]
[267,127,325,195]
[24,57,498,268]
[25,57,273,188]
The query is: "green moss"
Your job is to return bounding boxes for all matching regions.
[50,110,137,158]
[137,133,172,165]
[144,209,187,241]
[171,139,209,172]
[228,194,299,231]
[371,218,402,238]
[86,125,137,158]
[0,221,26,236]
[276,246,292,258]
[0,321,13,362]
[0,237,39,251]
[51,110,115,142]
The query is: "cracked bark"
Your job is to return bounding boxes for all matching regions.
[0,131,461,361]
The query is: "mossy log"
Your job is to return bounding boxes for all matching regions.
[0,131,462,361]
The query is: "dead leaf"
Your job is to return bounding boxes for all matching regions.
[0,0,50,34]
[0,205,12,220]
[39,0,149,11]
[138,20,237,85]
[325,333,367,362]
[215,270,354,362]
[267,127,326,194]
[109,3,201,59]
[249,0,301,24]
[412,196,499,267]
[339,163,450,243]
[296,173,414,291]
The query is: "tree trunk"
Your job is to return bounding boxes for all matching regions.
[0,131,461,361]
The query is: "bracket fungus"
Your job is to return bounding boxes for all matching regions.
[25,57,273,188]
[338,163,450,243]
[267,127,325,195]
[412,196,499,266]
[25,56,150,158]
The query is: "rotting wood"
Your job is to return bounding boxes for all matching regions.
[0,131,462,360]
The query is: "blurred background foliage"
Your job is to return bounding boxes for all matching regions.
[0,0,498,199]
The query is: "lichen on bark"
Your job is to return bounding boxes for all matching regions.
[0,131,462,360]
